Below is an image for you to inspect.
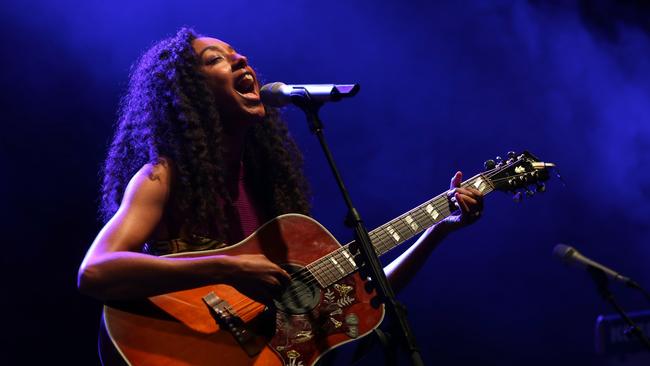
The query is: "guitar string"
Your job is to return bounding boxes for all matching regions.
[283,169,501,286]
[229,192,451,314]
[229,183,488,316]
[227,193,456,318]
[290,171,487,287]
[231,178,528,319]
[229,169,522,316]
[295,168,539,290]
[227,166,536,316]
[229,191,468,319]
[227,168,513,315]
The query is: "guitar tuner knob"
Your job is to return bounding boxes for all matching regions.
[525,189,535,197]
[507,151,517,159]
[484,159,496,170]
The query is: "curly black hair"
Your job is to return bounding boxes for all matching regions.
[100,27,310,242]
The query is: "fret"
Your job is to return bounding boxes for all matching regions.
[319,257,337,286]
[462,173,494,194]
[393,218,412,240]
[308,259,327,287]
[411,205,435,228]
[315,248,355,287]
[370,228,391,256]
[340,247,357,269]
[403,214,419,232]
[334,248,355,274]
[329,256,345,275]
[468,175,487,192]
[324,258,339,284]
[384,225,401,243]
[303,265,319,287]
[368,229,386,255]
[321,271,334,287]
[431,198,452,221]
[368,231,381,248]
[424,201,441,221]
[373,194,448,255]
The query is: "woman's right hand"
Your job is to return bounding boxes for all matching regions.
[221,254,291,305]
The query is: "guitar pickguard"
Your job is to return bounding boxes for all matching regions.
[270,275,371,366]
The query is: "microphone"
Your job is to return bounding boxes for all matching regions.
[260,82,360,107]
[553,244,640,288]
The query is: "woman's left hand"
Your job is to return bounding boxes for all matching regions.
[440,171,484,231]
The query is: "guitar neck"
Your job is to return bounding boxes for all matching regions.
[306,173,495,288]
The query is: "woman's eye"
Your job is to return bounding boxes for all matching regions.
[206,56,223,65]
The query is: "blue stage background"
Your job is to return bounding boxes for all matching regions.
[1,1,649,364]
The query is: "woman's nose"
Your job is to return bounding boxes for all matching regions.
[231,52,248,70]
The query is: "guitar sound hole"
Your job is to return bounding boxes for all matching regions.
[274,264,321,315]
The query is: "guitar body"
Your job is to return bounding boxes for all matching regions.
[101,214,385,366]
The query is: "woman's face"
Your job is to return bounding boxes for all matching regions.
[192,37,265,128]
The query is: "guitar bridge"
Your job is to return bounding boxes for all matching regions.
[202,291,265,357]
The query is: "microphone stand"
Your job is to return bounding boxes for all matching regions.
[292,94,425,366]
[588,267,650,352]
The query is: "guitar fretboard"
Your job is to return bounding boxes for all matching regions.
[305,173,495,288]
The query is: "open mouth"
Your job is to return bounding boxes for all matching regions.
[234,72,259,101]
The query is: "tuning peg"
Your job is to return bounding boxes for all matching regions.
[513,191,523,203]
[525,189,535,197]
[495,156,503,166]
[507,151,517,159]
[484,159,496,170]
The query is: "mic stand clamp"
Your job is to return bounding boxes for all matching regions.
[291,93,425,366]
[588,266,650,351]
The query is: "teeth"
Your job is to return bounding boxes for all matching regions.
[235,73,256,95]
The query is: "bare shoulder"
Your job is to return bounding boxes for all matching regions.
[145,156,174,182]
[82,158,177,259]
[122,157,174,208]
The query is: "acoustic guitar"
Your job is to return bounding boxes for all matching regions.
[100,151,555,365]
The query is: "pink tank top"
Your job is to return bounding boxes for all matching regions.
[223,163,263,244]
[143,163,264,255]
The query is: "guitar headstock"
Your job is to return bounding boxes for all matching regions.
[483,151,556,201]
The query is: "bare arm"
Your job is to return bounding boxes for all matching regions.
[77,162,289,303]
[385,171,483,294]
